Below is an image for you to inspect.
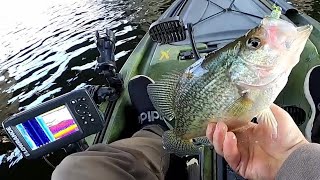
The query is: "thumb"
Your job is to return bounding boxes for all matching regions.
[270,104,298,130]
[253,104,293,140]
[256,104,301,142]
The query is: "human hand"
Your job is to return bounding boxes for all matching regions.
[206,104,309,180]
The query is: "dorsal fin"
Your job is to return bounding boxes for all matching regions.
[147,71,182,120]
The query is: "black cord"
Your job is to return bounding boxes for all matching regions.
[194,0,263,27]
[231,10,263,19]
[194,10,225,26]
[43,156,56,169]
[76,141,85,151]
[207,0,225,10]
[228,0,237,9]
[187,23,201,60]
[197,0,210,24]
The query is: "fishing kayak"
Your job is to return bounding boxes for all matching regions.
[87,0,320,179]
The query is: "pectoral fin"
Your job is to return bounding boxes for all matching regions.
[256,108,278,138]
[226,96,253,117]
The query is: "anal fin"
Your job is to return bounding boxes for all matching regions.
[191,136,212,147]
[162,130,200,157]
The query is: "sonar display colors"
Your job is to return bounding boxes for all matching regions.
[16,105,79,150]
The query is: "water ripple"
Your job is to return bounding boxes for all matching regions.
[0,0,137,114]
[287,0,320,19]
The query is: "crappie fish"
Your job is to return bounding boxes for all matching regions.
[147,16,313,157]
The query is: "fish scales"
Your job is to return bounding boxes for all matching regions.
[174,52,241,138]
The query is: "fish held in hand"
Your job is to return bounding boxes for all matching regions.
[147,16,313,156]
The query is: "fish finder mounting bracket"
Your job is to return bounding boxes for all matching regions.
[91,29,123,104]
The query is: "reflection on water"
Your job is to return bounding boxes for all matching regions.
[1,148,23,168]
[0,0,172,120]
[0,0,172,179]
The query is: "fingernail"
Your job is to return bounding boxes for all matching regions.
[208,123,216,131]
[227,132,236,140]
[232,134,236,140]
[217,122,226,131]
[206,123,215,137]
[214,123,219,132]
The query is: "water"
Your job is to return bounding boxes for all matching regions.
[0,0,172,119]
[289,0,320,20]
[0,0,319,179]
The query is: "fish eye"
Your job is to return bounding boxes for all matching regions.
[246,37,261,49]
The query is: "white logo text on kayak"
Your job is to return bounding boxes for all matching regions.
[139,111,164,124]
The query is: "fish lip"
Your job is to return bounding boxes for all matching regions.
[237,71,285,89]
[242,58,276,70]
[296,25,313,39]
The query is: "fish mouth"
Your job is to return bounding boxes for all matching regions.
[237,71,286,89]
[288,24,313,58]
[295,25,313,40]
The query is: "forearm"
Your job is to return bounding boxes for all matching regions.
[276,143,320,180]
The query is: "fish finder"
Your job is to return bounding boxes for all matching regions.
[2,88,104,159]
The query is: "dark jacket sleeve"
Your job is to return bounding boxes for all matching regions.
[276,143,320,180]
